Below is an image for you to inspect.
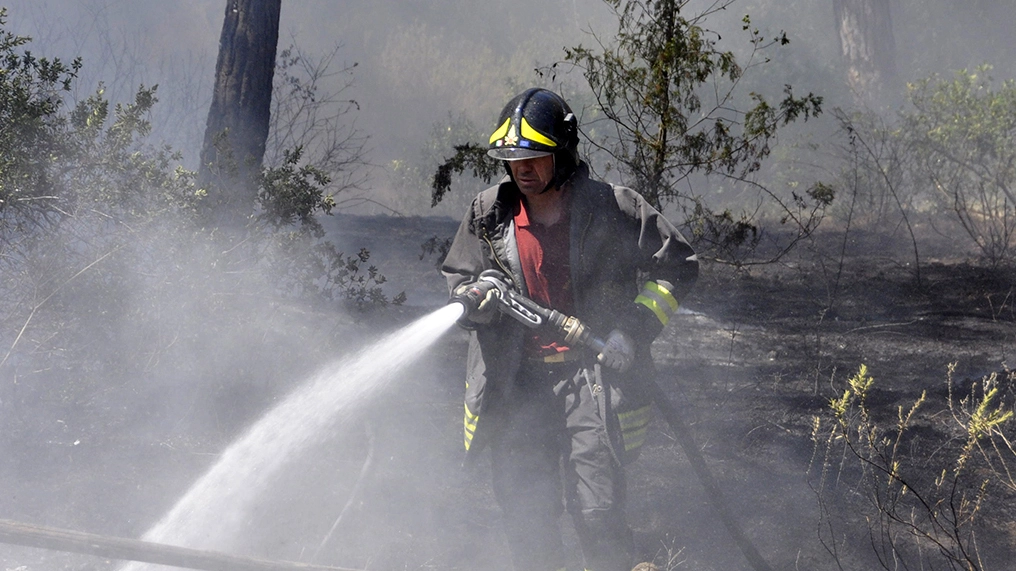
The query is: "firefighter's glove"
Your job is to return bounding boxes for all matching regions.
[453,280,499,325]
[597,329,634,372]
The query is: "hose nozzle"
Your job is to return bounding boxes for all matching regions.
[496,290,606,352]
[449,271,606,352]
[450,270,510,320]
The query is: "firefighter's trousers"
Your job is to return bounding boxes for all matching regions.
[489,359,634,571]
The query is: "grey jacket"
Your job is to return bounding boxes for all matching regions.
[442,164,698,455]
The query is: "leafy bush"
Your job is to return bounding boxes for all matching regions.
[0,15,400,443]
[904,66,1016,267]
[811,364,1016,569]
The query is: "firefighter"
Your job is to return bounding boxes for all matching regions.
[442,88,698,571]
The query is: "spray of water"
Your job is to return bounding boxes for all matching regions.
[121,303,464,570]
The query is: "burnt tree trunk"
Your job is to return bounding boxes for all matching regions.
[833,0,897,107]
[198,0,282,230]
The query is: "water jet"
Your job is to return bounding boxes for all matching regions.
[117,304,463,570]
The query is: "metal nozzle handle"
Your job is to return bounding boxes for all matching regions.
[496,290,606,352]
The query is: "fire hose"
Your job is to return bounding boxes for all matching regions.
[451,271,775,571]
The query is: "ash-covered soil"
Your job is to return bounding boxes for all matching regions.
[1,215,1014,571]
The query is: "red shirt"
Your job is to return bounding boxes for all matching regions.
[514,198,572,355]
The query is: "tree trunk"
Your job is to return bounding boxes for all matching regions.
[198,0,282,229]
[833,0,897,108]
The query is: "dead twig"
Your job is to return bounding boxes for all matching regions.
[845,318,924,334]
[0,247,119,371]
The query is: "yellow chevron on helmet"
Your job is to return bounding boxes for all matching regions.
[489,117,511,145]
[520,118,557,147]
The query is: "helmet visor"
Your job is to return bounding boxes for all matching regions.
[486,147,553,161]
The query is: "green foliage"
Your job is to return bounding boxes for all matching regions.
[258,234,405,310]
[336,248,407,309]
[419,234,453,269]
[828,364,877,423]
[904,66,1016,266]
[62,85,201,218]
[950,365,1014,456]
[684,201,760,265]
[561,0,822,210]
[430,143,501,207]
[0,19,198,266]
[258,146,334,232]
[812,363,1016,569]
[0,8,80,218]
[0,16,402,414]
[0,5,199,236]
[255,143,402,310]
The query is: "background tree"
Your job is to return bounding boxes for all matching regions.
[432,0,827,265]
[562,0,822,210]
[198,0,282,229]
[833,0,898,107]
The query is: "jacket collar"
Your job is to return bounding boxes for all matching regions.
[482,162,592,228]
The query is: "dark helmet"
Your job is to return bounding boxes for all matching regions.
[487,88,580,188]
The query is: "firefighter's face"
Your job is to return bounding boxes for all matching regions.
[509,155,555,195]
